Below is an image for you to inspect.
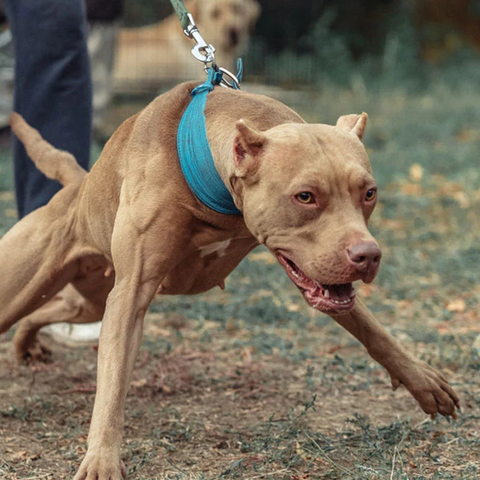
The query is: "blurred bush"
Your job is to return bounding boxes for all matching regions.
[122,0,172,27]
[119,0,480,89]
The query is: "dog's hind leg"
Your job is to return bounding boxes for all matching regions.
[13,283,107,363]
[2,115,106,359]
[0,197,79,337]
[0,114,89,337]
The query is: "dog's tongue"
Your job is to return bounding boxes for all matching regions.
[323,283,354,301]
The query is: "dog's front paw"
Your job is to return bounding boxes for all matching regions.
[389,360,460,418]
[73,451,127,480]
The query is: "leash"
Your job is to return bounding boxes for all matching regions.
[170,0,190,31]
[169,0,242,89]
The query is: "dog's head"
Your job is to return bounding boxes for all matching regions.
[188,0,261,53]
[231,114,381,314]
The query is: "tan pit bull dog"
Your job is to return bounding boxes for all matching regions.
[1,82,459,479]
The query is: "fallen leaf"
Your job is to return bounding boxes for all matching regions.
[401,183,422,196]
[287,303,301,312]
[452,191,470,208]
[446,298,466,313]
[456,128,480,142]
[11,451,28,461]
[131,378,148,388]
[409,163,424,182]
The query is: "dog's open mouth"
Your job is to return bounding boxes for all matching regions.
[277,253,356,313]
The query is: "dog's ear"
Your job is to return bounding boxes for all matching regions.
[336,113,368,141]
[246,0,261,28]
[234,120,267,177]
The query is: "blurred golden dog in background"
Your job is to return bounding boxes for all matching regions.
[113,0,261,89]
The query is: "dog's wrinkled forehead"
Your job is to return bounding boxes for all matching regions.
[265,123,372,176]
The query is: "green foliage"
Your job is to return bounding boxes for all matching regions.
[123,0,172,27]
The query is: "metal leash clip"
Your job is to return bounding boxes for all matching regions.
[183,12,241,90]
[214,66,241,90]
[183,13,216,64]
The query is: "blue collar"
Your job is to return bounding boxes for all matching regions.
[177,68,242,216]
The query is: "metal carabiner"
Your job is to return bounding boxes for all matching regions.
[202,64,241,90]
[183,13,216,64]
[217,67,241,90]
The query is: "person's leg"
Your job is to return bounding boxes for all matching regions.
[4,0,92,217]
[4,0,100,349]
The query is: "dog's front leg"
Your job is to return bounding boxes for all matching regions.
[73,208,188,480]
[330,297,460,418]
[73,281,147,480]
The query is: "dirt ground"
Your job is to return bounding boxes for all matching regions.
[1,82,480,479]
[0,297,479,480]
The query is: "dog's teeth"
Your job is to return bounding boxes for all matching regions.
[324,289,330,298]
[330,298,352,305]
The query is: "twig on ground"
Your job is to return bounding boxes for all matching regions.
[390,445,398,480]
[302,427,353,476]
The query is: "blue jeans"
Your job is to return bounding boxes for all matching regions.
[4,0,92,218]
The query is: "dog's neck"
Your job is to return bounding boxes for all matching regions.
[210,137,243,208]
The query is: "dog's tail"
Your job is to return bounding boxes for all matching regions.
[9,113,87,187]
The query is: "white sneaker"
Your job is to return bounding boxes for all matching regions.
[42,322,102,347]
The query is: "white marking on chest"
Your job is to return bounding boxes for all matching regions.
[199,239,232,258]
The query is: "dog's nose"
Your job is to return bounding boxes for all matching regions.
[347,242,382,274]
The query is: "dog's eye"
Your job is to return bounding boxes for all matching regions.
[295,192,315,204]
[365,189,377,201]
[212,7,220,19]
